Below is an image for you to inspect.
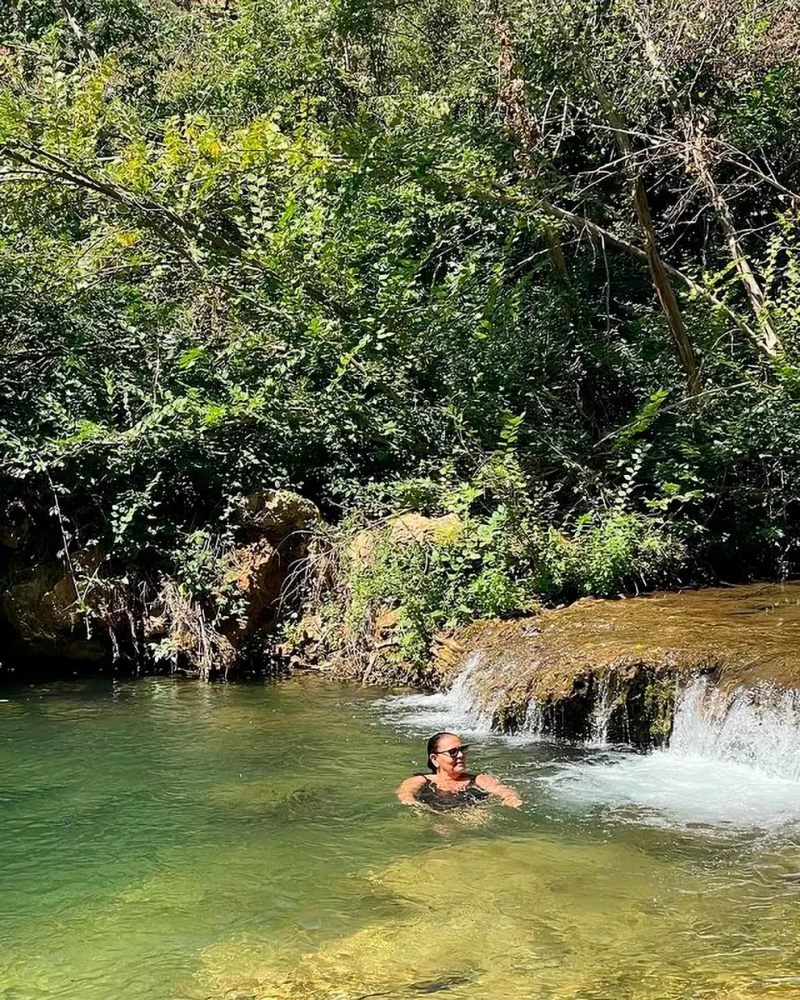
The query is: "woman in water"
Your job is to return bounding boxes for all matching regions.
[396,732,522,810]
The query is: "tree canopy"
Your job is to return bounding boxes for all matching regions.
[2,0,800,670]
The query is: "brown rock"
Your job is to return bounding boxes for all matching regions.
[444,582,800,742]
[388,512,461,545]
[236,490,321,544]
[350,512,462,566]
[220,492,322,639]
[1,547,107,661]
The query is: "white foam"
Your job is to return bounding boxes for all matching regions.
[381,659,800,831]
[670,676,800,780]
[546,749,800,830]
[377,652,495,736]
[547,676,800,830]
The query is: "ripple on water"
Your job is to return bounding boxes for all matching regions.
[382,674,800,837]
[6,677,800,1000]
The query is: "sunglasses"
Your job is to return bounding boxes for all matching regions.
[434,744,470,759]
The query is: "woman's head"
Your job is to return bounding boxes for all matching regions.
[427,732,469,776]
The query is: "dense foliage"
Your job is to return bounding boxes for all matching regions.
[2,0,800,669]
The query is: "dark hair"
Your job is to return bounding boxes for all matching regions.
[426,732,457,773]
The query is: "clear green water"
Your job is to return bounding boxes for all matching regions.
[2,676,800,1000]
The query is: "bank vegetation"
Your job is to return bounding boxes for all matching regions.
[2,0,800,679]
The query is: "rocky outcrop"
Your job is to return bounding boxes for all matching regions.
[222,490,321,641]
[1,546,109,664]
[141,490,322,677]
[439,583,800,745]
[348,512,461,566]
[0,490,321,678]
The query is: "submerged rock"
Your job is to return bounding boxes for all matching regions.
[439,583,800,745]
[193,835,800,1000]
[208,779,321,813]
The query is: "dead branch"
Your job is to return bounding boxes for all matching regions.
[636,19,782,356]
[455,181,765,353]
[551,5,702,393]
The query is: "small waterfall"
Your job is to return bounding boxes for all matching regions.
[385,646,800,789]
[547,675,800,829]
[669,675,800,781]
[521,698,544,737]
[589,673,615,745]
[383,649,800,828]
[377,651,496,735]
[445,651,496,731]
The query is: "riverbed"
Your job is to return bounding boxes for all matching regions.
[2,675,800,1000]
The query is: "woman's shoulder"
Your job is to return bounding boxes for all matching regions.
[473,772,502,789]
[399,773,428,788]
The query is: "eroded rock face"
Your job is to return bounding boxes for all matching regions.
[148,490,322,675]
[440,583,800,745]
[0,490,322,675]
[1,547,108,663]
[236,490,321,545]
[348,512,461,566]
[222,491,322,641]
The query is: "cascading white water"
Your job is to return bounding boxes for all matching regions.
[521,697,544,737]
[549,676,800,830]
[383,659,800,830]
[377,651,496,735]
[589,673,615,745]
[669,676,800,781]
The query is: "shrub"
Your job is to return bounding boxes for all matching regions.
[317,468,689,672]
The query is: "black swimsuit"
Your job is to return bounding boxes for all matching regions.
[413,774,491,812]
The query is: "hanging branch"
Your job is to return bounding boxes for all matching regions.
[3,139,764,354]
[636,21,782,358]
[452,181,764,352]
[688,129,781,355]
[0,141,348,317]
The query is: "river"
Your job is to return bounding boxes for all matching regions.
[2,674,800,1000]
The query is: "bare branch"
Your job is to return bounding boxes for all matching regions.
[550,6,701,392]
[455,180,766,354]
[59,1,99,63]
[635,20,782,356]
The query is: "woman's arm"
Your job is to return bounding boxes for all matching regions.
[475,773,523,808]
[396,774,427,805]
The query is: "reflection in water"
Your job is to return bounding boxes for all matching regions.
[2,677,800,1000]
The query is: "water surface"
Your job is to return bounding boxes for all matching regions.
[2,676,800,1000]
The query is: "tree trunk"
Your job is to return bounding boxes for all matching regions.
[636,19,782,358]
[554,12,702,394]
